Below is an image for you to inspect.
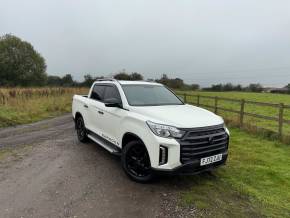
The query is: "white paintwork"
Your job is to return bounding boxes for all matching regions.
[72,80,229,170]
[130,104,223,128]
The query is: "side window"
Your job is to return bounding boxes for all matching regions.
[90,85,105,101]
[103,86,122,103]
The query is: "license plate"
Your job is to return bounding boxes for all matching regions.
[200,154,222,166]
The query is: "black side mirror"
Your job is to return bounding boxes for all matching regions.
[104,98,122,108]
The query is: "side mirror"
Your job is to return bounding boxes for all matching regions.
[104,98,122,108]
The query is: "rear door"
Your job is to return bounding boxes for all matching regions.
[86,84,106,134]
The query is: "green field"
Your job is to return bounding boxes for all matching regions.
[177,91,290,142]
[180,128,290,218]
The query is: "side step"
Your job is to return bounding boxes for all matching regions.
[87,132,121,156]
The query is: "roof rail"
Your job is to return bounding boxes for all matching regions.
[95,78,118,82]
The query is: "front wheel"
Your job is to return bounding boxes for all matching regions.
[121,140,154,183]
[76,116,88,143]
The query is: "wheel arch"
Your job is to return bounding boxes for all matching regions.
[122,132,144,148]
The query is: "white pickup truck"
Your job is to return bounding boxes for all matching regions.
[72,79,229,182]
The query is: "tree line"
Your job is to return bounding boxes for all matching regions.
[1,34,290,93]
[203,83,264,92]
[48,72,200,91]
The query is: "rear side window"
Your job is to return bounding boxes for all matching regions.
[91,85,105,101]
[103,86,122,102]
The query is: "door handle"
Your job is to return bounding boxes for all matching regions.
[84,104,88,108]
[98,111,104,115]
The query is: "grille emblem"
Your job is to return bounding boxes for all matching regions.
[208,136,214,144]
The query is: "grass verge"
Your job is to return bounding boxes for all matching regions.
[181,128,290,217]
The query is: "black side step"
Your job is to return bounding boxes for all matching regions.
[87,130,121,156]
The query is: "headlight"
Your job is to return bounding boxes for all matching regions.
[146,121,185,138]
[223,123,230,135]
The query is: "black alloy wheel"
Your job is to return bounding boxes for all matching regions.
[76,116,88,142]
[122,140,154,183]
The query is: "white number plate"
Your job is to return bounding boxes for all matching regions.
[200,154,222,166]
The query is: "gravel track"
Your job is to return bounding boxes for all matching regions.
[0,114,196,218]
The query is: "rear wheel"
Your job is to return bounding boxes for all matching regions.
[122,140,154,183]
[76,116,88,142]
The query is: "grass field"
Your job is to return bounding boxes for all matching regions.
[180,128,290,217]
[0,87,87,127]
[177,91,290,142]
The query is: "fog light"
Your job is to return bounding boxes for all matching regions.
[159,146,168,165]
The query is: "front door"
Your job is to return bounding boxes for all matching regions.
[101,85,126,147]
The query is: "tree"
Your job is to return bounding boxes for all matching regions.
[282,84,290,94]
[82,74,94,87]
[61,74,74,86]
[0,34,47,86]
[130,72,143,81]
[47,75,62,86]
[114,72,131,80]
[236,84,243,91]
[156,74,169,86]
[155,74,198,90]
[170,78,184,89]
[206,84,223,91]
[190,84,200,90]
[82,74,104,87]
[114,70,143,81]
[223,83,234,91]
[246,83,263,92]
[203,83,245,91]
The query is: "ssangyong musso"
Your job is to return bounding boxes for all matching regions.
[72,79,229,182]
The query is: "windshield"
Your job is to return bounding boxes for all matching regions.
[122,84,184,106]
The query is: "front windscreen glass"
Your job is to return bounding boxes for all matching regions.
[122,84,183,106]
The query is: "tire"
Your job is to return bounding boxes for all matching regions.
[122,140,154,183]
[75,116,88,143]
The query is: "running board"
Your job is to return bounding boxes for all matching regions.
[87,133,121,155]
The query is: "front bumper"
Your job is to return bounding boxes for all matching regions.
[152,151,228,175]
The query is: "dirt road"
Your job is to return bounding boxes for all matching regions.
[0,114,195,218]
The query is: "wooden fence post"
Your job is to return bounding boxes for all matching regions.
[240,99,245,128]
[197,95,200,106]
[278,103,284,138]
[214,97,218,114]
[183,93,187,103]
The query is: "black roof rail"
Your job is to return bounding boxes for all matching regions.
[95,78,118,82]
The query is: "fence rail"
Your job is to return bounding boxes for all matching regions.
[178,93,290,140]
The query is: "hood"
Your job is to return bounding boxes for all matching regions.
[131,104,224,128]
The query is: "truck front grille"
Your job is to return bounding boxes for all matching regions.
[179,124,229,164]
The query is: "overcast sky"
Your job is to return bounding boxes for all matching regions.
[1,0,290,87]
